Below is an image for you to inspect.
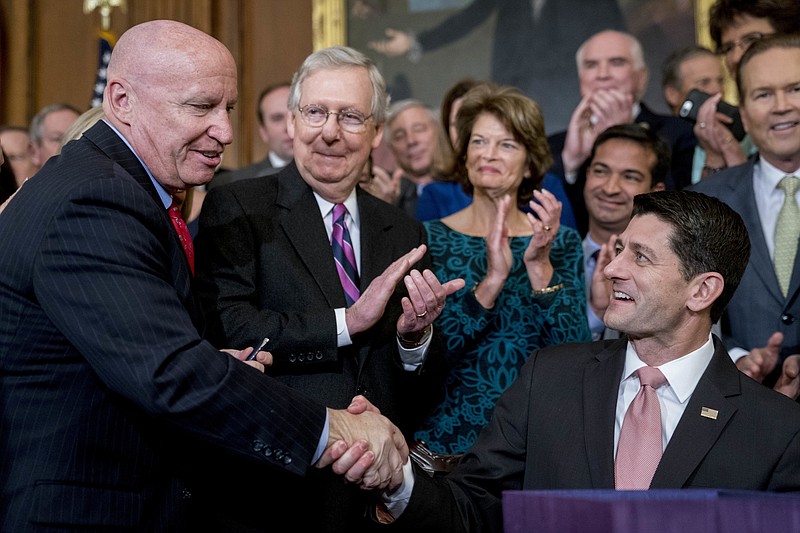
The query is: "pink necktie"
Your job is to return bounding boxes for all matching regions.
[615,366,667,490]
[331,204,360,306]
[169,201,194,275]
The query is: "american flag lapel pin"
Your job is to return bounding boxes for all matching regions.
[700,407,719,420]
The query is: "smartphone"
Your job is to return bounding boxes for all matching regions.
[679,89,746,141]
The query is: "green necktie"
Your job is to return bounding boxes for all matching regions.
[775,175,800,297]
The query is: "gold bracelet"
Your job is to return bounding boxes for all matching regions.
[531,283,564,296]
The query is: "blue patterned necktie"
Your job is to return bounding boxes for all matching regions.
[331,204,360,306]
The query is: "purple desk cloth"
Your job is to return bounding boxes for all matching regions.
[503,490,800,533]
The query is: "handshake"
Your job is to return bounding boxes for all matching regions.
[317,395,408,491]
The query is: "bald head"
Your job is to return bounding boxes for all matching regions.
[103,20,237,192]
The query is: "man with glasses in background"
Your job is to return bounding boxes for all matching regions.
[193,45,463,532]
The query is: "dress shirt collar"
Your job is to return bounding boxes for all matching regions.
[583,235,601,265]
[268,151,290,169]
[313,188,360,229]
[755,157,800,196]
[102,119,172,209]
[622,332,715,405]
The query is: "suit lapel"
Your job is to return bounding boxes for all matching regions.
[724,160,785,303]
[83,121,164,208]
[81,121,197,317]
[357,188,395,288]
[651,338,740,488]
[583,339,626,488]
[277,165,346,308]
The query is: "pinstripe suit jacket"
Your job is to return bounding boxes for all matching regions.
[691,158,800,384]
[0,122,326,532]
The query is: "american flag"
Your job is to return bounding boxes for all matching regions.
[91,30,115,108]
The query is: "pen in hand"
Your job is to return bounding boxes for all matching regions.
[246,336,270,361]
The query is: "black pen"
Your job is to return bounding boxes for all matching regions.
[246,336,270,361]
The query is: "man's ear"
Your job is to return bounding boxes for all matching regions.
[663,85,682,113]
[687,271,724,315]
[371,123,384,150]
[105,79,133,126]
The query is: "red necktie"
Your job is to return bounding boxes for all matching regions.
[615,366,667,490]
[169,200,194,274]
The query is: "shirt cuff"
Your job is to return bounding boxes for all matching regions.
[335,307,353,347]
[311,410,330,465]
[381,460,416,519]
[565,170,578,185]
[397,326,432,370]
[728,347,749,363]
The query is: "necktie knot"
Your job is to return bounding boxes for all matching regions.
[778,175,800,197]
[333,203,347,225]
[636,366,667,390]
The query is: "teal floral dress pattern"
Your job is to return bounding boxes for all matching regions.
[414,220,590,454]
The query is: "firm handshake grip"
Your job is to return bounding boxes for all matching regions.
[318,395,408,491]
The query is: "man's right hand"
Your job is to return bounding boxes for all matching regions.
[693,93,746,173]
[562,90,632,175]
[736,331,782,382]
[317,396,408,491]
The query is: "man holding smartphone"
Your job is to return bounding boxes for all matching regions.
[660,44,756,183]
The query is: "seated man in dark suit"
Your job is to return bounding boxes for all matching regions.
[193,45,464,531]
[339,190,800,532]
[548,30,696,235]
[0,21,409,532]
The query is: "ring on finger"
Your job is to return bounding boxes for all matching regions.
[543,225,551,232]
[415,310,428,318]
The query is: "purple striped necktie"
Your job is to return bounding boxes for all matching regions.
[331,203,360,306]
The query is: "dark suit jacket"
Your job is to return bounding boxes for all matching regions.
[392,337,800,533]
[691,159,800,384]
[548,102,697,235]
[206,154,281,191]
[193,162,446,531]
[0,122,327,532]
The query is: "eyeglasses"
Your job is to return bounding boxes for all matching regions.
[297,104,373,133]
[716,32,772,57]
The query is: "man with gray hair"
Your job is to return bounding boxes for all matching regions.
[194,45,463,531]
[28,102,80,170]
[382,99,449,218]
[547,30,696,235]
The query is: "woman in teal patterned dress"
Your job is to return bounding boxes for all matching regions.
[414,84,591,454]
